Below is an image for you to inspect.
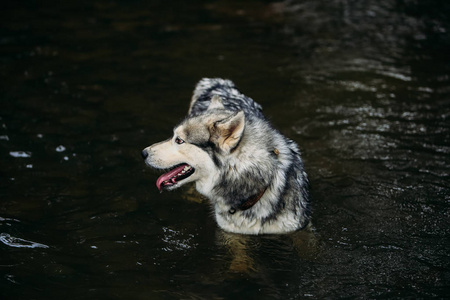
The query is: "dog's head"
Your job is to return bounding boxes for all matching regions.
[142,96,245,194]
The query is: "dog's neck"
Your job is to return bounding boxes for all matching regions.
[228,187,267,214]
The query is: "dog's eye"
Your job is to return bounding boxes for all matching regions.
[175,137,185,144]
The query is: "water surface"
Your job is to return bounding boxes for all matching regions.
[1,0,449,299]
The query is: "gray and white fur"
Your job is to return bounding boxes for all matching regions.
[142,78,310,234]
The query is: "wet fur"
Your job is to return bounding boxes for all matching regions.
[142,78,310,234]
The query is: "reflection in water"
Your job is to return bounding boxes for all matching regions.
[217,227,319,274]
[1,0,449,298]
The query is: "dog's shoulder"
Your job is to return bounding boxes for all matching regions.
[188,78,263,118]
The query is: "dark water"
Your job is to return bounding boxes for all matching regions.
[1,0,449,299]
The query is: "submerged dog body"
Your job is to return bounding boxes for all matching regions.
[142,78,310,234]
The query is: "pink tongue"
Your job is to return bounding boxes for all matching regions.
[156,164,190,191]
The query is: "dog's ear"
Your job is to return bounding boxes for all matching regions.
[210,111,245,153]
[207,95,225,111]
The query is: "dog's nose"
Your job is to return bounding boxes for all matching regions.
[141,149,149,159]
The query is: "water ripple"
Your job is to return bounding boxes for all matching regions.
[0,233,49,249]
[9,151,32,158]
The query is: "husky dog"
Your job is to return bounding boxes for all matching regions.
[142,78,310,234]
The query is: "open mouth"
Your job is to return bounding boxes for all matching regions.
[156,163,195,191]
